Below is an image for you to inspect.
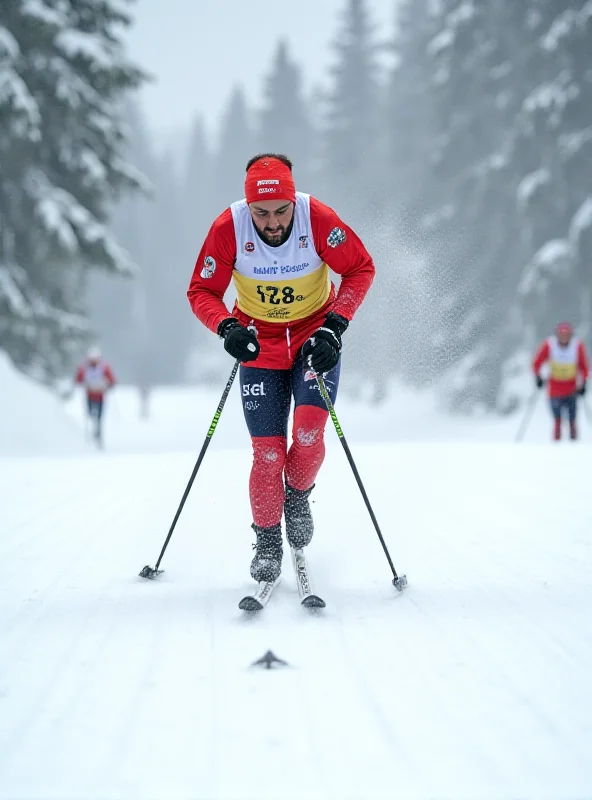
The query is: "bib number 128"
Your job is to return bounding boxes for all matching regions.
[256,285,304,305]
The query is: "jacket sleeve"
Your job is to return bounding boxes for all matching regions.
[187,208,237,334]
[104,365,116,387]
[578,342,589,380]
[309,196,375,321]
[532,341,550,374]
[75,365,84,384]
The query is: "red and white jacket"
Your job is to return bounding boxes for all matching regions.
[75,360,115,401]
[187,193,375,370]
[532,336,589,398]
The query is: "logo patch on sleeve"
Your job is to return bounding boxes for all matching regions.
[200,255,216,279]
[327,227,347,248]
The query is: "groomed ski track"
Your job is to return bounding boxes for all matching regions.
[1,444,591,800]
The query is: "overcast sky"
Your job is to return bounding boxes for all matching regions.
[124,0,395,146]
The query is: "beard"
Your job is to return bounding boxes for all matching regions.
[256,215,294,247]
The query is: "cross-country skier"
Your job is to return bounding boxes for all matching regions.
[74,346,116,447]
[187,154,375,582]
[533,322,589,440]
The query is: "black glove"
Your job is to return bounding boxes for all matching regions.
[578,381,586,396]
[217,318,260,363]
[535,375,544,389]
[301,312,349,374]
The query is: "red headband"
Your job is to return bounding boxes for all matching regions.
[245,157,296,205]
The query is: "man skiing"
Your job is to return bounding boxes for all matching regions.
[187,154,375,584]
[533,322,589,440]
[74,346,116,447]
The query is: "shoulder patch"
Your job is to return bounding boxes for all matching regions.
[327,227,347,248]
[200,255,216,279]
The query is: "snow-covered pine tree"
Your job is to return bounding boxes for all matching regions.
[515,1,592,343]
[419,0,531,412]
[180,115,221,385]
[255,40,316,190]
[90,98,153,384]
[183,115,210,245]
[142,148,196,385]
[321,0,381,215]
[208,86,253,218]
[319,0,391,401]
[381,0,440,388]
[0,0,145,384]
[385,0,436,221]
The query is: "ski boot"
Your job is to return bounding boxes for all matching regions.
[284,483,315,549]
[570,421,577,440]
[250,523,283,582]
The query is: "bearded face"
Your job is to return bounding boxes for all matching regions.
[249,200,295,247]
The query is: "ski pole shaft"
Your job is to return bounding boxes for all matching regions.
[315,373,403,583]
[515,389,540,442]
[152,359,240,571]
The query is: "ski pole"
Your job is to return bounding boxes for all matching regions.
[515,389,540,442]
[314,372,407,591]
[139,358,241,579]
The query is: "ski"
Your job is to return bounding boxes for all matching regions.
[238,578,280,611]
[291,547,326,608]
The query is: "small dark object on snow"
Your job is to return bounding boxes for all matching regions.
[139,565,164,579]
[251,650,289,670]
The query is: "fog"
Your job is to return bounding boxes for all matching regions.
[2,0,591,445]
[2,7,591,797]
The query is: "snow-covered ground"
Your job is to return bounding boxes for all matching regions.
[0,351,90,457]
[61,374,592,454]
[2,371,592,799]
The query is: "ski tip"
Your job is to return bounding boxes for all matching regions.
[392,574,408,592]
[239,596,264,612]
[301,595,326,609]
[139,565,164,580]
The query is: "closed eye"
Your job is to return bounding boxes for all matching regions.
[253,204,291,218]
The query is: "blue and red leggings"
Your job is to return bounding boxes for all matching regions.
[239,352,340,527]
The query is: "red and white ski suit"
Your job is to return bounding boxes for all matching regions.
[532,337,589,398]
[75,360,116,401]
[187,193,375,528]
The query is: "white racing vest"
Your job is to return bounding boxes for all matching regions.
[81,362,109,392]
[230,192,330,322]
[548,335,579,381]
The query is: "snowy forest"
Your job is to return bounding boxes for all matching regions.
[1,0,591,413]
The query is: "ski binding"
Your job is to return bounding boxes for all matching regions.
[291,548,325,608]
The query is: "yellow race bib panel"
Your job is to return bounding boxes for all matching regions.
[234,264,330,322]
[547,336,579,382]
[549,360,577,380]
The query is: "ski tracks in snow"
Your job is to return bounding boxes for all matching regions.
[1,445,591,799]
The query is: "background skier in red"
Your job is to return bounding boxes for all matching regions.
[187,153,375,583]
[533,322,589,440]
[74,346,116,447]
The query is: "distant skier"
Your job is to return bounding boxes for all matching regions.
[75,347,116,447]
[187,153,375,583]
[533,322,589,440]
